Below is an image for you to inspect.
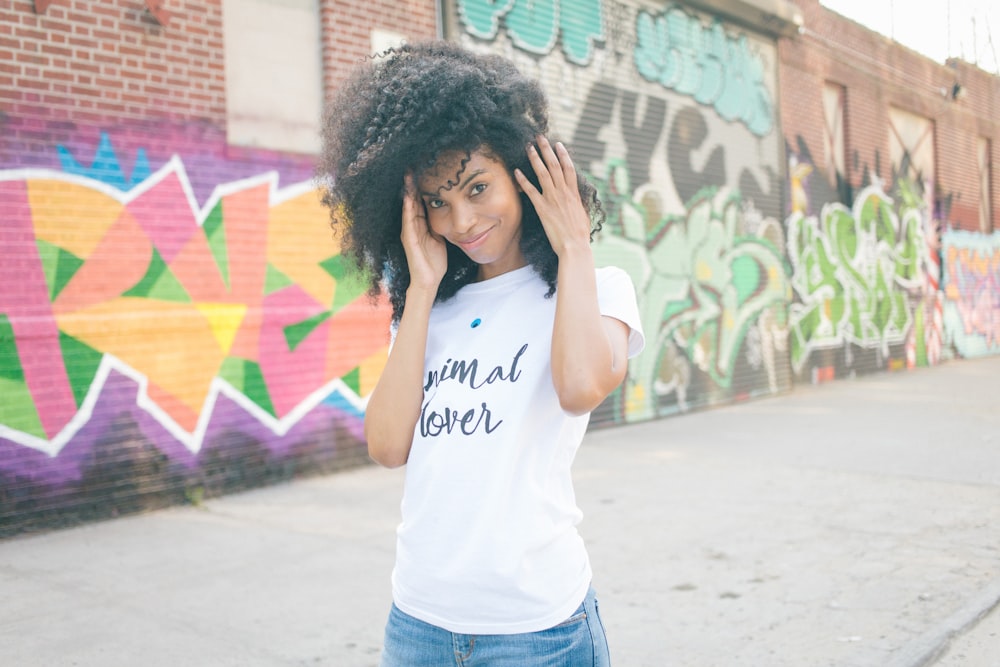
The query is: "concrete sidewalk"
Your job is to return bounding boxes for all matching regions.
[1,356,998,666]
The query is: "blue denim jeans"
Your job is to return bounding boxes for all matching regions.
[379,587,611,666]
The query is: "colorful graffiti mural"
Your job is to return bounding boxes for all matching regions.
[783,136,951,380]
[786,180,926,373]
[1,134,392,532]
[591,161,790,418]
[942,230,1000,358]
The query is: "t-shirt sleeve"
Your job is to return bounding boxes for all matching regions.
[596,266,645,358]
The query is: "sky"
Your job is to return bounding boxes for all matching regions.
[820,0,1000,73]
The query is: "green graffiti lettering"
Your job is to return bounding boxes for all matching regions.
[591,166,790,412]
[786,178,930,372]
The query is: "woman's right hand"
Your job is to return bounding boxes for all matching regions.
[402,173,447,292]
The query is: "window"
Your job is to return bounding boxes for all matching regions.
[822,82,846,184]
[888,106,935,212]
[370,28,406,54]
[223,0,323,154]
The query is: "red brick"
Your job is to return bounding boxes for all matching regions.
[15,26,47,40]
[41,43,73,57]
[15,51,48,65]
[66,11,98,25]
[16,77,49,90]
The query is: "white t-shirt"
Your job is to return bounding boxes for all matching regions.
[391,264,644,635]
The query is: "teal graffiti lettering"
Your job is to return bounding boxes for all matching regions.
[507,0,558,55]
[458,0,515,39]
[457,0,604,65]
[634,6,773,137]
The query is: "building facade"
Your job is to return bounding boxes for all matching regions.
[1,0,997,535]
[781,0,1000,380]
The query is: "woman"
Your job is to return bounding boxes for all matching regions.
[320,41,644,666]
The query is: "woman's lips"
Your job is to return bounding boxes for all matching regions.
[457,226,492,251]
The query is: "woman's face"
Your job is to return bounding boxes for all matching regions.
[417,148,526,282]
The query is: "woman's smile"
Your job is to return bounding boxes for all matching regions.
[455,226,494,251]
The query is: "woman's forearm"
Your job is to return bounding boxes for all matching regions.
[550,244,628,415]
[363,287,435,467]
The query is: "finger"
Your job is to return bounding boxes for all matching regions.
[526,142,554,192]
[403,172,416,200]
[401,181,427,245]
[514,168,547,211]
[403,176,426,219]
[402,189,416,230]
[513,167,539,196]
[535,135,565,186]
[554,141,577,184]
[402,174,414,212]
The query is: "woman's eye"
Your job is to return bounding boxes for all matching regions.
[471,183,487,195]
[427,199,444,209]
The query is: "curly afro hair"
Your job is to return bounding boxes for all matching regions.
[318,41,604,322]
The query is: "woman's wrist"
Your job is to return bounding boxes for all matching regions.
[404,284,438,309]
[554,238,594,265]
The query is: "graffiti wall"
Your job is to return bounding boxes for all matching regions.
[5,1,994,535]
[942,231,1000,358]
[445,0,793,422]
[783,140,946,381]
[0,126,392,535]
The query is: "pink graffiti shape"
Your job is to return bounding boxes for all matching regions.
[258,285,330,419]
[0,181,79,438]
[127,171,198,263]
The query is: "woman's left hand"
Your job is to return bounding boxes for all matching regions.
[514,135,592,256]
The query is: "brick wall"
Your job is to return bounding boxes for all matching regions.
[321,0,439,96]
[0,0,437,537]
[1,1,226,140]
[780,0,1000,382]
[783,0,999,230]
[937,61,1000,230]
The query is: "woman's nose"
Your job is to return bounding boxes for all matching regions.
[452,205,477,233]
